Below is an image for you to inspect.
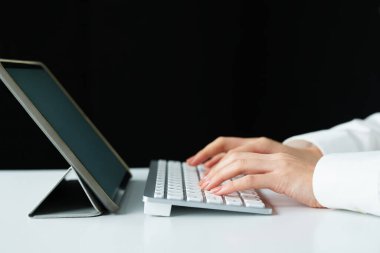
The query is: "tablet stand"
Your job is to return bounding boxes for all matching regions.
[29,167,104,218]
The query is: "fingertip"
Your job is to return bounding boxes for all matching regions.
[186,156,194,165]
[204,161,212,168]
[188,155,202,166]
[189,155,203,166]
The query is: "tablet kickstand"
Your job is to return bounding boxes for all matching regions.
[29,167,104,218]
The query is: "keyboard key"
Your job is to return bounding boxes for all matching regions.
[167,193,184,200]
[241,195,265,208]
[240,194,260,200]
[240,190,258,196]
[205,191,223,204]
[154,190,164,198]
[226,192,239,197]
[186,194,203,202]
[244,199,265,208]
[225,196,243,206]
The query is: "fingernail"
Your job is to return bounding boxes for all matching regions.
[210,186,222,194]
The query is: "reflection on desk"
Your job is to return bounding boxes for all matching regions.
[0,168,379,253]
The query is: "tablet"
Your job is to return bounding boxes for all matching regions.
[0,59,131,213]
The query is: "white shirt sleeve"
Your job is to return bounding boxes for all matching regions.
[283,113,380,216]
[284,112,380,154]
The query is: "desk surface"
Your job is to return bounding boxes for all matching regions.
[0,168,379,253]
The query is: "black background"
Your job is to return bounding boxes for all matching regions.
[0,1,379,169]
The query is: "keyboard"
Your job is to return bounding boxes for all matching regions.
[143,160,272,216]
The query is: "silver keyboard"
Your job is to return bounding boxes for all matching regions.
[143,160,272,216]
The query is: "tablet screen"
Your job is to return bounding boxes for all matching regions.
[3,63,128,199]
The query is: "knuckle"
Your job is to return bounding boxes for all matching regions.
[215,136,227,144]
[256,137,270,145]
[214,136,229,150]
[226,150,236,156]
[227,149,238,154]
[228,152,239,161]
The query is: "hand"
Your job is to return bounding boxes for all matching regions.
[187,137,324,208]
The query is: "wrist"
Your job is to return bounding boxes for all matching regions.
[305,145,323,159]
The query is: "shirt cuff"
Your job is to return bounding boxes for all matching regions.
[313,152,380,216]
[283,130,363,154]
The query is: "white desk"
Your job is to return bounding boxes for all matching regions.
[0,168,379,253]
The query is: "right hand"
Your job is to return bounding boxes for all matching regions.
[187,137,324,208]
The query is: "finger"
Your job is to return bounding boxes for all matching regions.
[199,156,222,185]
[203,152,243,179]
[202,153,276,191]
[204,152,226,169]
[189,137,245,166]
[211,174,273,195]
[186,155,195,164]
[203,140,285,179]
[199,152,239,186]
[205,151,273,181]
